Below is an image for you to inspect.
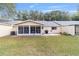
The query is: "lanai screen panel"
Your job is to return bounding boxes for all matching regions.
[75,25,79,35]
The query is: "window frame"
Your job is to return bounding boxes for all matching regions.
[30,26,36,34]
[51,27,57,30]
[24,26,29,34]
[18,26,23,34]
[36,26,41,33]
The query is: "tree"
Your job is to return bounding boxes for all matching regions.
[38,12,44,21]
[44,12,50,21]
[72,13,79,21]
[48,10,71,21]
[71,5,79,21]
[16,10,45,21]
[71,8,79,21]
[16,10,71,21]
[29,10,40,20]
[0,3,16,19]
[16,10,29,20]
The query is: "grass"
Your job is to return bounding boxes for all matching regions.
[0,35,79,55]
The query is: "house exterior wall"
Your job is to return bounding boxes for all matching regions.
[61,25,75,35]
[0,20,78,37]
[13,24,75,36]
[0,25,12,37]
[13,21,42,36]
[13,25,61,35]
[42,26,61,34]
[12,21,75,36]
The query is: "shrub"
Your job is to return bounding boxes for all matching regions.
[60,32,71,36]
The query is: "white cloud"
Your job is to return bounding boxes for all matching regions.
[29,5,35,8]
[69,10,77,13]
[69,10,77,15]
[42,9,77,15]
[42,10,53,13]
[29,4,39,8]
[48,5,71,10]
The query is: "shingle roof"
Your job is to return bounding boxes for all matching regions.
[1,20,79,26]
[55,21,79,26]
[35,21,60,26]
[10,21,59,26]
[13,21,79,26]
[0,19,13,26]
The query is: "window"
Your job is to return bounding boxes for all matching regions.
[36,27,41,33]
[24,26,29,34]
[30,26,35,34]
[30,26,41,34]
[18,26,41,34]
[52,27,57,30]
[18,26,29,34]
[45,30,48,34]
[18,26,23,34]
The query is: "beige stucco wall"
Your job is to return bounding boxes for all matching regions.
[0,25,12,37]
[13,21,75,35]
[0,20,76,37]
[13,23,61,35]
[12,25,76,35]
[42,26,61,34]
[61,25,75,35]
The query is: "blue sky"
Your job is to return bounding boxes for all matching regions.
[16,3,79,13]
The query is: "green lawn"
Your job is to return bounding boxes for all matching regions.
[0,35,79,56]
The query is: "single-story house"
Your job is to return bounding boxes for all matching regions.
[0,19,79,37]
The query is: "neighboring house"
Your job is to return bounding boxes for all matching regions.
[0,20,79,37]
